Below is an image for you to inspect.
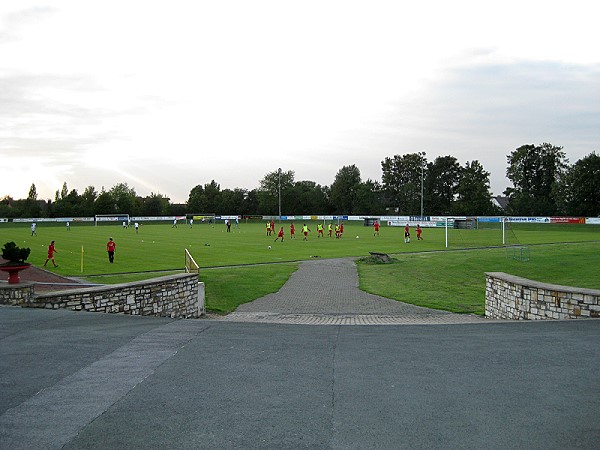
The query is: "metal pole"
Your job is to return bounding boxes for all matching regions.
[420,164,424,217]
[278,168,282,222]
[420,152,426,218]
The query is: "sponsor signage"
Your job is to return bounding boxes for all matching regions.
[507,217,550,223]
[550,217,585,224]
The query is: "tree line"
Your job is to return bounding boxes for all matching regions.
[2,144,598,218]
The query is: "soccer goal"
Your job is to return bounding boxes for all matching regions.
[184,248,200,275]
[94,214,129,226]
[187,213,215,225]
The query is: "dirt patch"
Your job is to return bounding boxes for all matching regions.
[0,257,85,292]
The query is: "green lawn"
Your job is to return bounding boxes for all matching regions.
[357,242,600,315]
[2,221,598,314]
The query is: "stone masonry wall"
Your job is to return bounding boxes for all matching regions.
[0,282,35,306]
[485,272,600,320]
[1,274,204,318]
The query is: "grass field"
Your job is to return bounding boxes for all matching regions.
[1,221,599,314]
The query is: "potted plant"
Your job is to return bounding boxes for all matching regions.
[0,241,32,284]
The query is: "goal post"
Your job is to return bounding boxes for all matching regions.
[94,214,129,226]
[184,248,199,275]
[187,213,216,225]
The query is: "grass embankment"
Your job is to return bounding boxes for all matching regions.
[357,242,600,315]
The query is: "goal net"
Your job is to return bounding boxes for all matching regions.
[94,214,130,226]
[187,213,216,225]
[184,248,200,275]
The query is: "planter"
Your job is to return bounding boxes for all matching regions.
[0,264,31,284]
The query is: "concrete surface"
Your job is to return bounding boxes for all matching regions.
[1,307,599,449]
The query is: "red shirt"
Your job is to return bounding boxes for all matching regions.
[47,244,56,258]
[374,223,379,231]
[277,229,284,237]
[107,241,116,252]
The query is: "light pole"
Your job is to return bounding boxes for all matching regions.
[278,168,282,222]
[419,152,426,218]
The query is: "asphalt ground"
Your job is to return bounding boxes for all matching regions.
[1,307,599,449]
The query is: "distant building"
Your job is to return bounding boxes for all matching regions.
[492,196,510,211]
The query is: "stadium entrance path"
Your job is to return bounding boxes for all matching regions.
[214,257,488,325]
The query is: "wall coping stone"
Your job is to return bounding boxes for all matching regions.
[36,273,197,300]
[485,272,600,296]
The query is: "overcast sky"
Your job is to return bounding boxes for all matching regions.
[1,1,599,204]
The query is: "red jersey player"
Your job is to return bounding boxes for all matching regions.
[374,221,380,236]
[290,222,296,239]
[44,240,58,267]
[416,224,423,240]
[274,226,284,242]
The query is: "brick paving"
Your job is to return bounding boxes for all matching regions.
[0,257,84,292]
[216,257,489,325]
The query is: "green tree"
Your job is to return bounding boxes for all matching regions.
[141,193,169,216]
[425,156,460,215]
[504,143,568,215]
[558,152,600,216]
[60,182,68,199]
[220,188,246,214]
[354,179,384,215]
[25,183,41,217]
[258,170,294,215]
[288,181,328,214]
[453,160,497,215]
[187,185,207,213]
[109,183,137,214]
[94,189,115,214]
[330,165,361,214]
[81,186,98,216]
[381,153,424,215]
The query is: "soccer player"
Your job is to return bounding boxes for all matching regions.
[290,222,296,239]
[404,224,411,243]
[374,221,380,236]
[339,222,344,237]
[317,223,324,237]
[106,237,116,263]
[66,221,70,231]
[274,226,284,242]
[302,224,311,240]
[122,221,127,229]
[189,218,193,228]
[335,224,341,238]
[416,224,423,240]
[172,218,178,228]
[31,222,37,236]
[44,241,58,267]
[134,222,139,234]
[266,221,272,236]
[328,223,333,237]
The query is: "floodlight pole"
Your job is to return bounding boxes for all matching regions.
[419,152,426,218]
[278,168,282,222]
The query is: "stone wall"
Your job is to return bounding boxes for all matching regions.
[0,274,204,319]
[485,272,600,320]
[0,282,35,306]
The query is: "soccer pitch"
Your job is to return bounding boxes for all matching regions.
[1,221,598,277]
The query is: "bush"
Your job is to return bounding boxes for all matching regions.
[1,241,31,264]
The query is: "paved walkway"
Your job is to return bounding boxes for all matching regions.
[216,258,488,325]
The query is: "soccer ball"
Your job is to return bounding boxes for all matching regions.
[268,245,272,249]
[356,235,359,239]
